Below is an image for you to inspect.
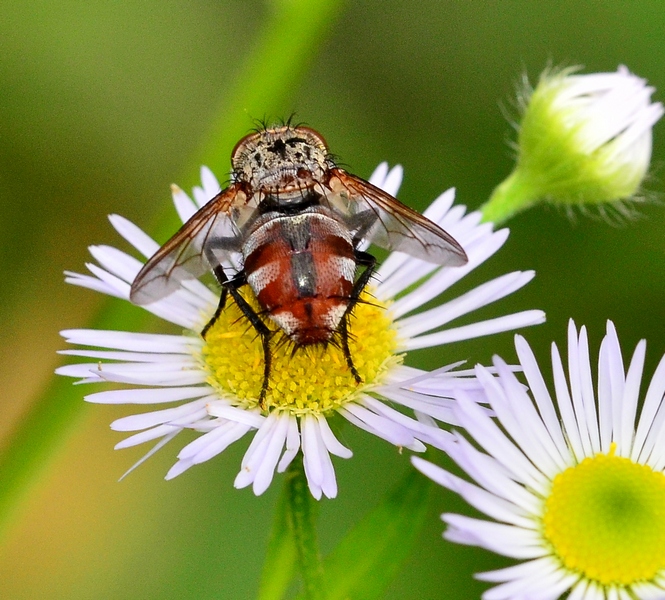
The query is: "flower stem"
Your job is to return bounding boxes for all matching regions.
[286,455,326,600]
[480,167,539,224]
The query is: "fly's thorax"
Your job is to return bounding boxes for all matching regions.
[231,126,334,192]
[240,208,357,344]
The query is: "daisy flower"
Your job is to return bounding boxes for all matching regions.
[414,320,665,599]
[57,163,544,499]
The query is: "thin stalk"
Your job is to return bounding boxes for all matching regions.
[286,456,326,600]
[480,167,539,224]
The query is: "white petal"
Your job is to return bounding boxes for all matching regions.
[206,402,265,429]
[88,244,142,284]
[58,349,191,363]
[94,367,206,387]
[60,329,197,353]
[315,415,352,458]
[277,416,301,473]
[566,322,596,458]
[85,387,212,405]
[200,166,222,202]
[165,458,195,479]
[251,414,290,495]
[397,271,535,338]
[119,430,181,480]
[378,386,459,426]
[85,263,130,298]
[367,162,389,187]
[368,163,403,197]
[551,340,585,461]
[64,271,124,298]
[515,334,570,466]
[108,214,160,258]
[619,338,646,456]
[115,423,182,449]
[480,557,577,600]
[340,402,416,447]
[575,325,601,454]
[412,458,533,528]
[605,321,627,448]
[403,310,545,350]
[597,334,614,452]
[445,434,542,515]
[111,399,209,431]
[635,352,665,464]
[302,415,337,499]
[455,385,549,495]
[442,514,546,559]
[489,357,567,478]
[171,185,199,222]
[189,421,250,464]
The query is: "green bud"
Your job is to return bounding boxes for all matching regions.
[482,66,663,224]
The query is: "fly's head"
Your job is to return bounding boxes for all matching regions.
[231,125,333,194]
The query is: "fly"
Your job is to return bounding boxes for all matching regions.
[130,125,468,405]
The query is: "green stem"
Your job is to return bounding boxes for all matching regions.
[257,485,297,600]
[0,0,347,541]
[286,455,326,600]
[480,167,539,225]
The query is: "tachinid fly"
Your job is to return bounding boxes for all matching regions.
[130,125,468,405]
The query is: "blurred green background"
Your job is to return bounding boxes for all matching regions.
[1,1,664,598]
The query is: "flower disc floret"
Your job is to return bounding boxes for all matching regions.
[201,288,401,415]
[544,447,665,585]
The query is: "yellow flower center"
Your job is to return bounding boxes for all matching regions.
[200,287,401,415]
[543,444,665,586]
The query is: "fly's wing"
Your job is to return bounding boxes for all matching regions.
[327,169,468,266]
[130,185,247,305]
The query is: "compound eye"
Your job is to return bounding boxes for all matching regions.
[231,132,260,162]
[294,126,328,151]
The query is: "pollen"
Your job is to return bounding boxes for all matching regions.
[543,445,665,586]
[198,288,401,415]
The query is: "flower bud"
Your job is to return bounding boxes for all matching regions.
[482,66,663,223]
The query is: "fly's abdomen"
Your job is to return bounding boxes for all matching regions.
[243,212,356,344]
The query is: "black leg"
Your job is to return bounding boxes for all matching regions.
[201,245,273,408]
[340,250,377,384]
[346,210,378,247]
[201,265,230,339]
[201,247,231,339]
[223,276,274,408]
[339,317,362,384]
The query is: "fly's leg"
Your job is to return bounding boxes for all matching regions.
[341,249,377,384]
[201,263,229,339]
[201,244,272,408]
[346,209,378,242]
[339,318,361,384]
[223,272,274,409]
[201,246,233,339]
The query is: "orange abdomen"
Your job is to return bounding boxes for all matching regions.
[243,211,356,344]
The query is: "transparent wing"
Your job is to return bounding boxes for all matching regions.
[328,169,467,266]
[130,185,247,305]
